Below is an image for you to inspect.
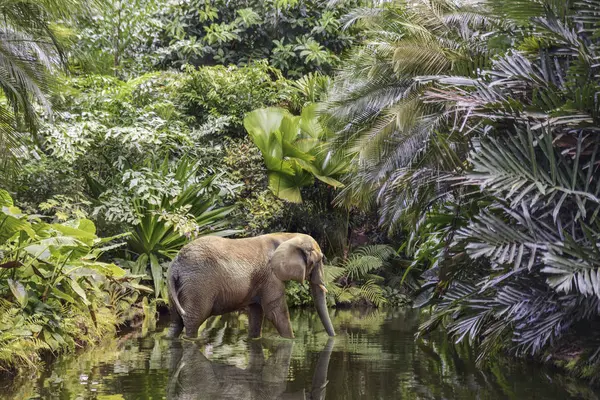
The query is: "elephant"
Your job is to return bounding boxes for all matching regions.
[167,232,335,339]
[166,338,335,400]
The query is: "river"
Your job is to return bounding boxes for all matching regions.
[2,308,598,399]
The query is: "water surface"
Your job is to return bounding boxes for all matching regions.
[3,308,599,399]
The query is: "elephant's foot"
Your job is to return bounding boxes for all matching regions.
[167,323,184,339]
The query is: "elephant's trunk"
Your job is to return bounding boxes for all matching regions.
[310,263,335,336]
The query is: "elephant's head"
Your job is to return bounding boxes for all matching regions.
[269,235,335,336]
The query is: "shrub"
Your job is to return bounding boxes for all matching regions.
[158,0,361,77]
[178,62,293,133]
[0,190,145,372]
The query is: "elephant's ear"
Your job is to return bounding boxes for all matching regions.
[270,237,308,283]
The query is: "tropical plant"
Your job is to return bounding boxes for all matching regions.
[72,0,164,76]
[0,0,91,182]
[0,189,145,372]
[325,0,497,227]
[177,62,293,133]
[244,104,350,202]
[326,244,398,307]
[326,0,600,364]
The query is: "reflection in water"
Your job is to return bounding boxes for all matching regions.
[2,308,600,400]
[167,338,333,400]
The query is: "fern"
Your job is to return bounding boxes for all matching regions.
[327,244,396,307]
[341,244,397,281]
[357,280,387,307]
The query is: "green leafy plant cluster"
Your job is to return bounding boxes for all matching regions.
[0,0,92,181]
[286,244,401,308]
[0,190,145,372]
[71,0,165,77]
[223,137,287,236]
[326,245,397,307]
[178,62,294,132]
[244,104,350,203]
[94,158,238,299]
[158,0,362,77]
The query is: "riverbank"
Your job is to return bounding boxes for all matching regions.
[0,295,151,375]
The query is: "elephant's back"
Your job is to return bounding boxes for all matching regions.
[177,236,270,264]
[172,236,277,283]
[172,236,274,311]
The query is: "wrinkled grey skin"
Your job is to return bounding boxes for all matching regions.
[167,233,335,339]
[166,338,335,400]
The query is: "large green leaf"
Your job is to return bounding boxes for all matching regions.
[0,189,13,207]
[69,278,91,306]
[282,141,314,162]
[133,253,148,275]
[7,279,28,308]
[246,105,347,202]
[149,253,162,298]
[280,114,301,143]
[51,287,76,304]
[0,205,36,241]
[244,107,288,154]
[51,220,97,245]
[268,173,305,203]
[298,103,323,139]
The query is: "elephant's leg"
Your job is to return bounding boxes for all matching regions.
[248,303,264,338]
[167,309,184,338]
[264,296,294,339]
[183,307,211,339]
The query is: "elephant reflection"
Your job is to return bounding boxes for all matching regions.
[167,338,334,400]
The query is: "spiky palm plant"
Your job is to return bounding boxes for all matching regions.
[325,0,497,228]
[327,0,600,364]
[0,0,90,181]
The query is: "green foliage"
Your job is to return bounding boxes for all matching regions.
[245,104,350,202]
[0,190,145,372]
[72,0,164,76]
[0,0,92,181]
[285,244,401,308]
[326,0,600,365]
[178,62,293,133]
[285,280,313,307]
[159,0,361,77]
[326,245,398,307]
[325,0,496,224]
[223,137,286,236]
[381,286,410,307]
[11,71,241,299]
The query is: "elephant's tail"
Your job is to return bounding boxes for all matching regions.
[168,262,187,317]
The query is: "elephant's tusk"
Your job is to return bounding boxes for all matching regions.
[319,284,328,293]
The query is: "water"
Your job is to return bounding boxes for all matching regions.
[2,308,599,399]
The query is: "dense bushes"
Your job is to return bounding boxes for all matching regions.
[12,66,286,301]
[324,0,600,371]
[2,62,293,370]
[158,0,361,76]
[70,0,363,78]
[178,62,292,131]
[0,190,145,371]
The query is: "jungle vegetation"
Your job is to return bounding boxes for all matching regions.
[1,0,600,381]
